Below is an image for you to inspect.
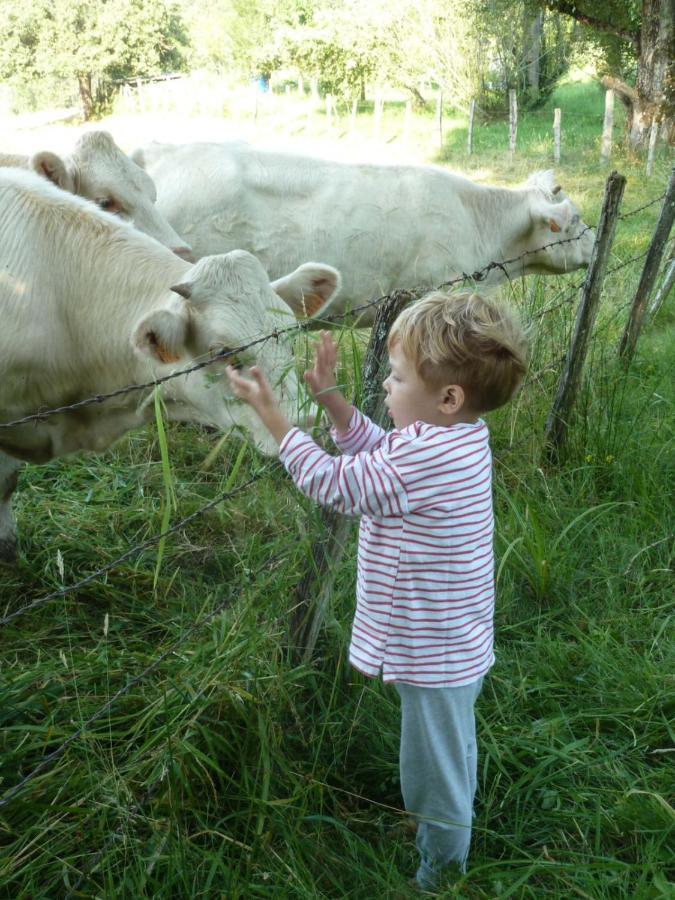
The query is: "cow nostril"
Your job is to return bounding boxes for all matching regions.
[173,246,194,262]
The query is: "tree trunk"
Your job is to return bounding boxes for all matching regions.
[601,0,674,148]
[526,10,544,101]
[77,72,94,120]
[546,0,673,147]
[406,84,428,110]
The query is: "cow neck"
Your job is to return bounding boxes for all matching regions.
[467,184,532,278]
[66,234,190,374]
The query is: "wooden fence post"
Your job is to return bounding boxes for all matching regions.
[648,256,674,318]
[646,117,659,176]
[553,107,561,164]
[543,171,626,460]
[601,89,614,163]
[289,291,414,662]
[508,89,518,156]
[467,99,476,155]
[618,167,675,364]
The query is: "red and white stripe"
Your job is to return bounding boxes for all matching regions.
[279,408,495,687]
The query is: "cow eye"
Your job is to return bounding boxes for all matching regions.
[97,197,120,214]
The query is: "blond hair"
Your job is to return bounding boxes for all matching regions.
[388,291,528,413]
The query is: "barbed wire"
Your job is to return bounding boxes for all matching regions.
[619,193,665,220]
[0,463,277,627]
[0,238,655,631]
[0,180,667,433]
[0,226,597,431]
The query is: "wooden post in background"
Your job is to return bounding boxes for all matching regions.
[350,97,358,135]
[509,89,518,155]
[553,107,561,164]
[544,171,626,460]
[404,98,412,146]
[646,117,659,176]
[325,93,333,128]
[436,91,444,151]
[601,89,614,163]
[467,99,476,155]
[136,77,145,114]
[619,167,675,364]
[374,89,384,139]
[289,291,414,662]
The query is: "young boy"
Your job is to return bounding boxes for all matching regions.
[227,291,528,891]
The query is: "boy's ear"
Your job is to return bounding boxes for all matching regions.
[438,384,466,416]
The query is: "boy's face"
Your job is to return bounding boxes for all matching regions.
[383,344,455,429]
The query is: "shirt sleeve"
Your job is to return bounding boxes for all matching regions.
[279,426,408,518]
[329,407,388,455]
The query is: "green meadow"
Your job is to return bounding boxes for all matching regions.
[0,76,673,897]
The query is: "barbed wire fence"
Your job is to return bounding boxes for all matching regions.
[0,171,671,826]
[0,188,665,434]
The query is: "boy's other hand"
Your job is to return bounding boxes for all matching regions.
[226,365,293,445]
[226,365,278,415]
[304,331,338,402]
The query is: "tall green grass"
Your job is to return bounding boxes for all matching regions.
[1,77,673,897]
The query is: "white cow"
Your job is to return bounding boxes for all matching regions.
[0,168,340,562]
[1,131,192,257]
[133,140,596,323]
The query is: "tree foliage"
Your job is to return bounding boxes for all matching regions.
[0,0,188,117]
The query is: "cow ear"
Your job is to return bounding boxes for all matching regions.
[171,281,192,300]
[539,199,571,234]
[271,263,342,319]
[132,308,188,364]
[29,151,74,192]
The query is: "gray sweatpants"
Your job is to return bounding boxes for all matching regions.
[395,677,484,890]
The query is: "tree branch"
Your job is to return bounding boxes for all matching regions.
[601,74,638,109]
[543,1,639,49]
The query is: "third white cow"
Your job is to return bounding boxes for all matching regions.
[1,130,192,257]
[133,140,595,323]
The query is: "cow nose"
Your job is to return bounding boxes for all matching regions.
[172,245,194,262]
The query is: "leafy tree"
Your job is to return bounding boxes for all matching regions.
[541,0,674,146]
[0,0,188,118]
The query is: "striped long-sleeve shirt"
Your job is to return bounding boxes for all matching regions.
[279,407,495,687]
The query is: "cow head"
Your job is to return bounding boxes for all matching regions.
[132,251,340,454]
[30,131,193,260]
[524,171,595,275]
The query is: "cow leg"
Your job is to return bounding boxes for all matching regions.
[0,452,21,564]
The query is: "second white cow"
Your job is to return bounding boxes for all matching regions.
[1,130,192,257]
[0,168,340,562]
[133,140,596,323]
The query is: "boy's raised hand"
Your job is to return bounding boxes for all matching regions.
[304,331,338,402]
[304,331,353,435]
